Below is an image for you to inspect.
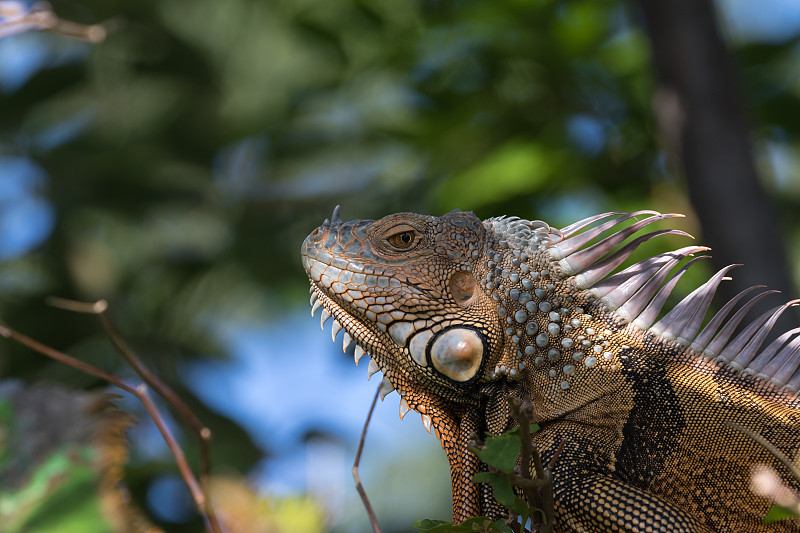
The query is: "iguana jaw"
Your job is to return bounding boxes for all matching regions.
[304,257,483,437]
[306,269,395,391]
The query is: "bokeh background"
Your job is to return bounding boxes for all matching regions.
[1,0,800,532]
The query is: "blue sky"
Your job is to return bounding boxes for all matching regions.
[719,0,800,42]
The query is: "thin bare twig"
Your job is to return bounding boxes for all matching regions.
[353,384,382,533]
[547,441,565,472]
[46,298,214,492]
[0,319,224,533]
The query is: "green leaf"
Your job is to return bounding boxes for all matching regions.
[0,445,111,533]
[482,518,514,533]
[489,476,516,508]
[472,472,500,484]
[477,433,521,474]
[507,496,532,525]
[763,504,800,524]
[471,472,516,507]
[472,472,535,525]
[505,492,528,513]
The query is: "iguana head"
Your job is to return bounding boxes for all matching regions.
[301,208,521,422]
[303,205,800,422]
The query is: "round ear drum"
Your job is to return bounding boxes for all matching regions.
[448,271,478,306]
[428,326,486,383]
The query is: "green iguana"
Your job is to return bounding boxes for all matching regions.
[301,208,800,532]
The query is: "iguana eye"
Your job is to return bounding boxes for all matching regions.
[386,227,419,250]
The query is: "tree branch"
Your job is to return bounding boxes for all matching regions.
[46,297,214,498]
[0,307,224,533]
[507,394,557,533]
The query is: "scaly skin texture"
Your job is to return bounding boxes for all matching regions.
[301,209,800,533]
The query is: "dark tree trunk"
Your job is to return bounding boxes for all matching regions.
[637,0,799,332]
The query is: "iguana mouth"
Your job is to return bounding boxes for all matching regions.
[302,218,401,399]
[306,265,396,392]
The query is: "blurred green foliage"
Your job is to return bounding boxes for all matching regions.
[2,446,111,533]
[1,0,799,531]
[0,383,123,533]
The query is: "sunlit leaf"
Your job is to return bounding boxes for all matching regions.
[0,384,142,533]
[208,475,327,533]
[0,445,113,533]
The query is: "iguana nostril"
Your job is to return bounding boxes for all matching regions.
[305,227,324,243]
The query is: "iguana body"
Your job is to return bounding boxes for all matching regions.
[301,208,800,532]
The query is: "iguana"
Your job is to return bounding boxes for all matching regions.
[301,207,800,532]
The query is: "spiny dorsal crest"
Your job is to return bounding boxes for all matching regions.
[531,210,800,396]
